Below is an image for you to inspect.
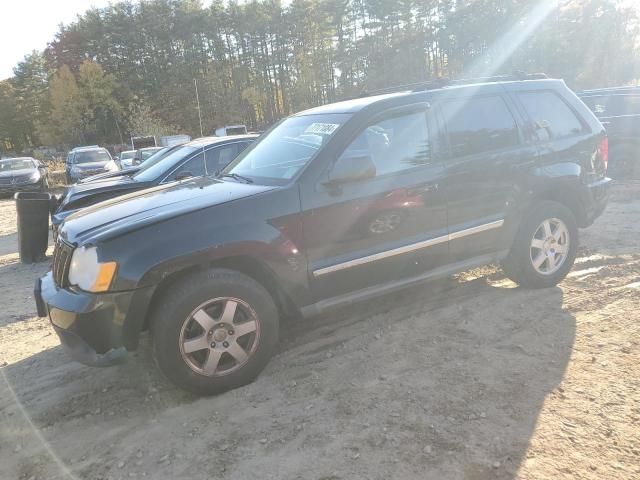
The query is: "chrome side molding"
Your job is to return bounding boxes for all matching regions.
[313,219,504,277]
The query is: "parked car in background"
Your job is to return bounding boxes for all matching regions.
[0,157,49,195]
[78,147,174,184]
[52,135,257,228]
[131,146,164,166]
[118,150,137,168]
[131,135,157,149]
[65,146,118,184]
[578,86,639,179]
[36,75,611,395]
[215,125,248,136]
[159,134,192,147]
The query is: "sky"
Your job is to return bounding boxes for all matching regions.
[1,0,639,81]
[0,0,111,80]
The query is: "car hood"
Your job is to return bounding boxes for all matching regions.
[0,168,36,178]
[60,176,277,245]
[59,177,144,209]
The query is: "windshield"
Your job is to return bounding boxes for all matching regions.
[133,145,199,181]
[222,114,349,184]
[73,150,111,164]
[0,159,35,172]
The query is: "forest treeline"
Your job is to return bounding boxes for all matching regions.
[1,0,638,153]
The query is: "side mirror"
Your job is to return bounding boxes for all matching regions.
[327,154,376,185]
[175,171,193,181]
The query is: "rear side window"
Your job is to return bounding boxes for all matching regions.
[441,96,520,157]
[517,91,586,141]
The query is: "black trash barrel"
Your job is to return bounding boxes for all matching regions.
[14,192,51,263]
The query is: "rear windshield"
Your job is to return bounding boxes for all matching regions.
[0,159,35,171]
[73,150,111,164]
[120,151,136,160]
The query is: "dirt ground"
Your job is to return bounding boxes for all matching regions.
[0,184,639,480]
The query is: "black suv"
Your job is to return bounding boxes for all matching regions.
[35,76,610,395]
[578,86,639,178]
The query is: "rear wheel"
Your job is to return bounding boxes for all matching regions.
[151,268,279,395]
[502,201,578,288]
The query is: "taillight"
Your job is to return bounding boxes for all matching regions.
[598,137,609,173]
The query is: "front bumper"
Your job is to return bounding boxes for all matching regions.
[580,176,612,227]
[35,272,153,367]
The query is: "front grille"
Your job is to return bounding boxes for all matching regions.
[0,174,34,184]
[52,239,74,287]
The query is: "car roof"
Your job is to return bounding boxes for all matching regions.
[2,157,35,161]
[140,146,163,151]
[185,134,258,147]
[295,79,564,115]
[72,146,107,152]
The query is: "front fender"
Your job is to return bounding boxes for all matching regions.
[101,186,309,304]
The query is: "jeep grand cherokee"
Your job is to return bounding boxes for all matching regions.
[35,75,610,395]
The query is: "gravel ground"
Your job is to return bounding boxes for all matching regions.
[0,183,639,480]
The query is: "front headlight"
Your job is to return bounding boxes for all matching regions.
[104,160,119,172]
[68,246,118,293]
[29,171,41,182]
[71,166,81,174]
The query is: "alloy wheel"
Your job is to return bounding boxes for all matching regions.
[529,217,570,275]
[179,297,261,377]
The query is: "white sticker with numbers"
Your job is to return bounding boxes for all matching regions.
[305,123,340,135]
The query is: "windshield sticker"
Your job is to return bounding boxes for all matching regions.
[305,123,340,135]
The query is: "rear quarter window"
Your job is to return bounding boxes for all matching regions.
[517,91,587,141]
[441,95,520,157]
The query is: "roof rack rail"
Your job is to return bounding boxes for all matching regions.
[358,72,549,98]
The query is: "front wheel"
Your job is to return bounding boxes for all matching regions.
[502,201,578,289]
[151,268,279,395]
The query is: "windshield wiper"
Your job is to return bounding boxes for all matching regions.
[217,172,254,184]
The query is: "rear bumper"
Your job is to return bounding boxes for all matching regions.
[580,177,611,227]
[35,273,153,367]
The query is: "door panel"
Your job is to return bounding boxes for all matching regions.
[438,94,535,260]
[301,108,449,301]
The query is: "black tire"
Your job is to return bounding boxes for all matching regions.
[501,201,578,289]
[150,268,279,395]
